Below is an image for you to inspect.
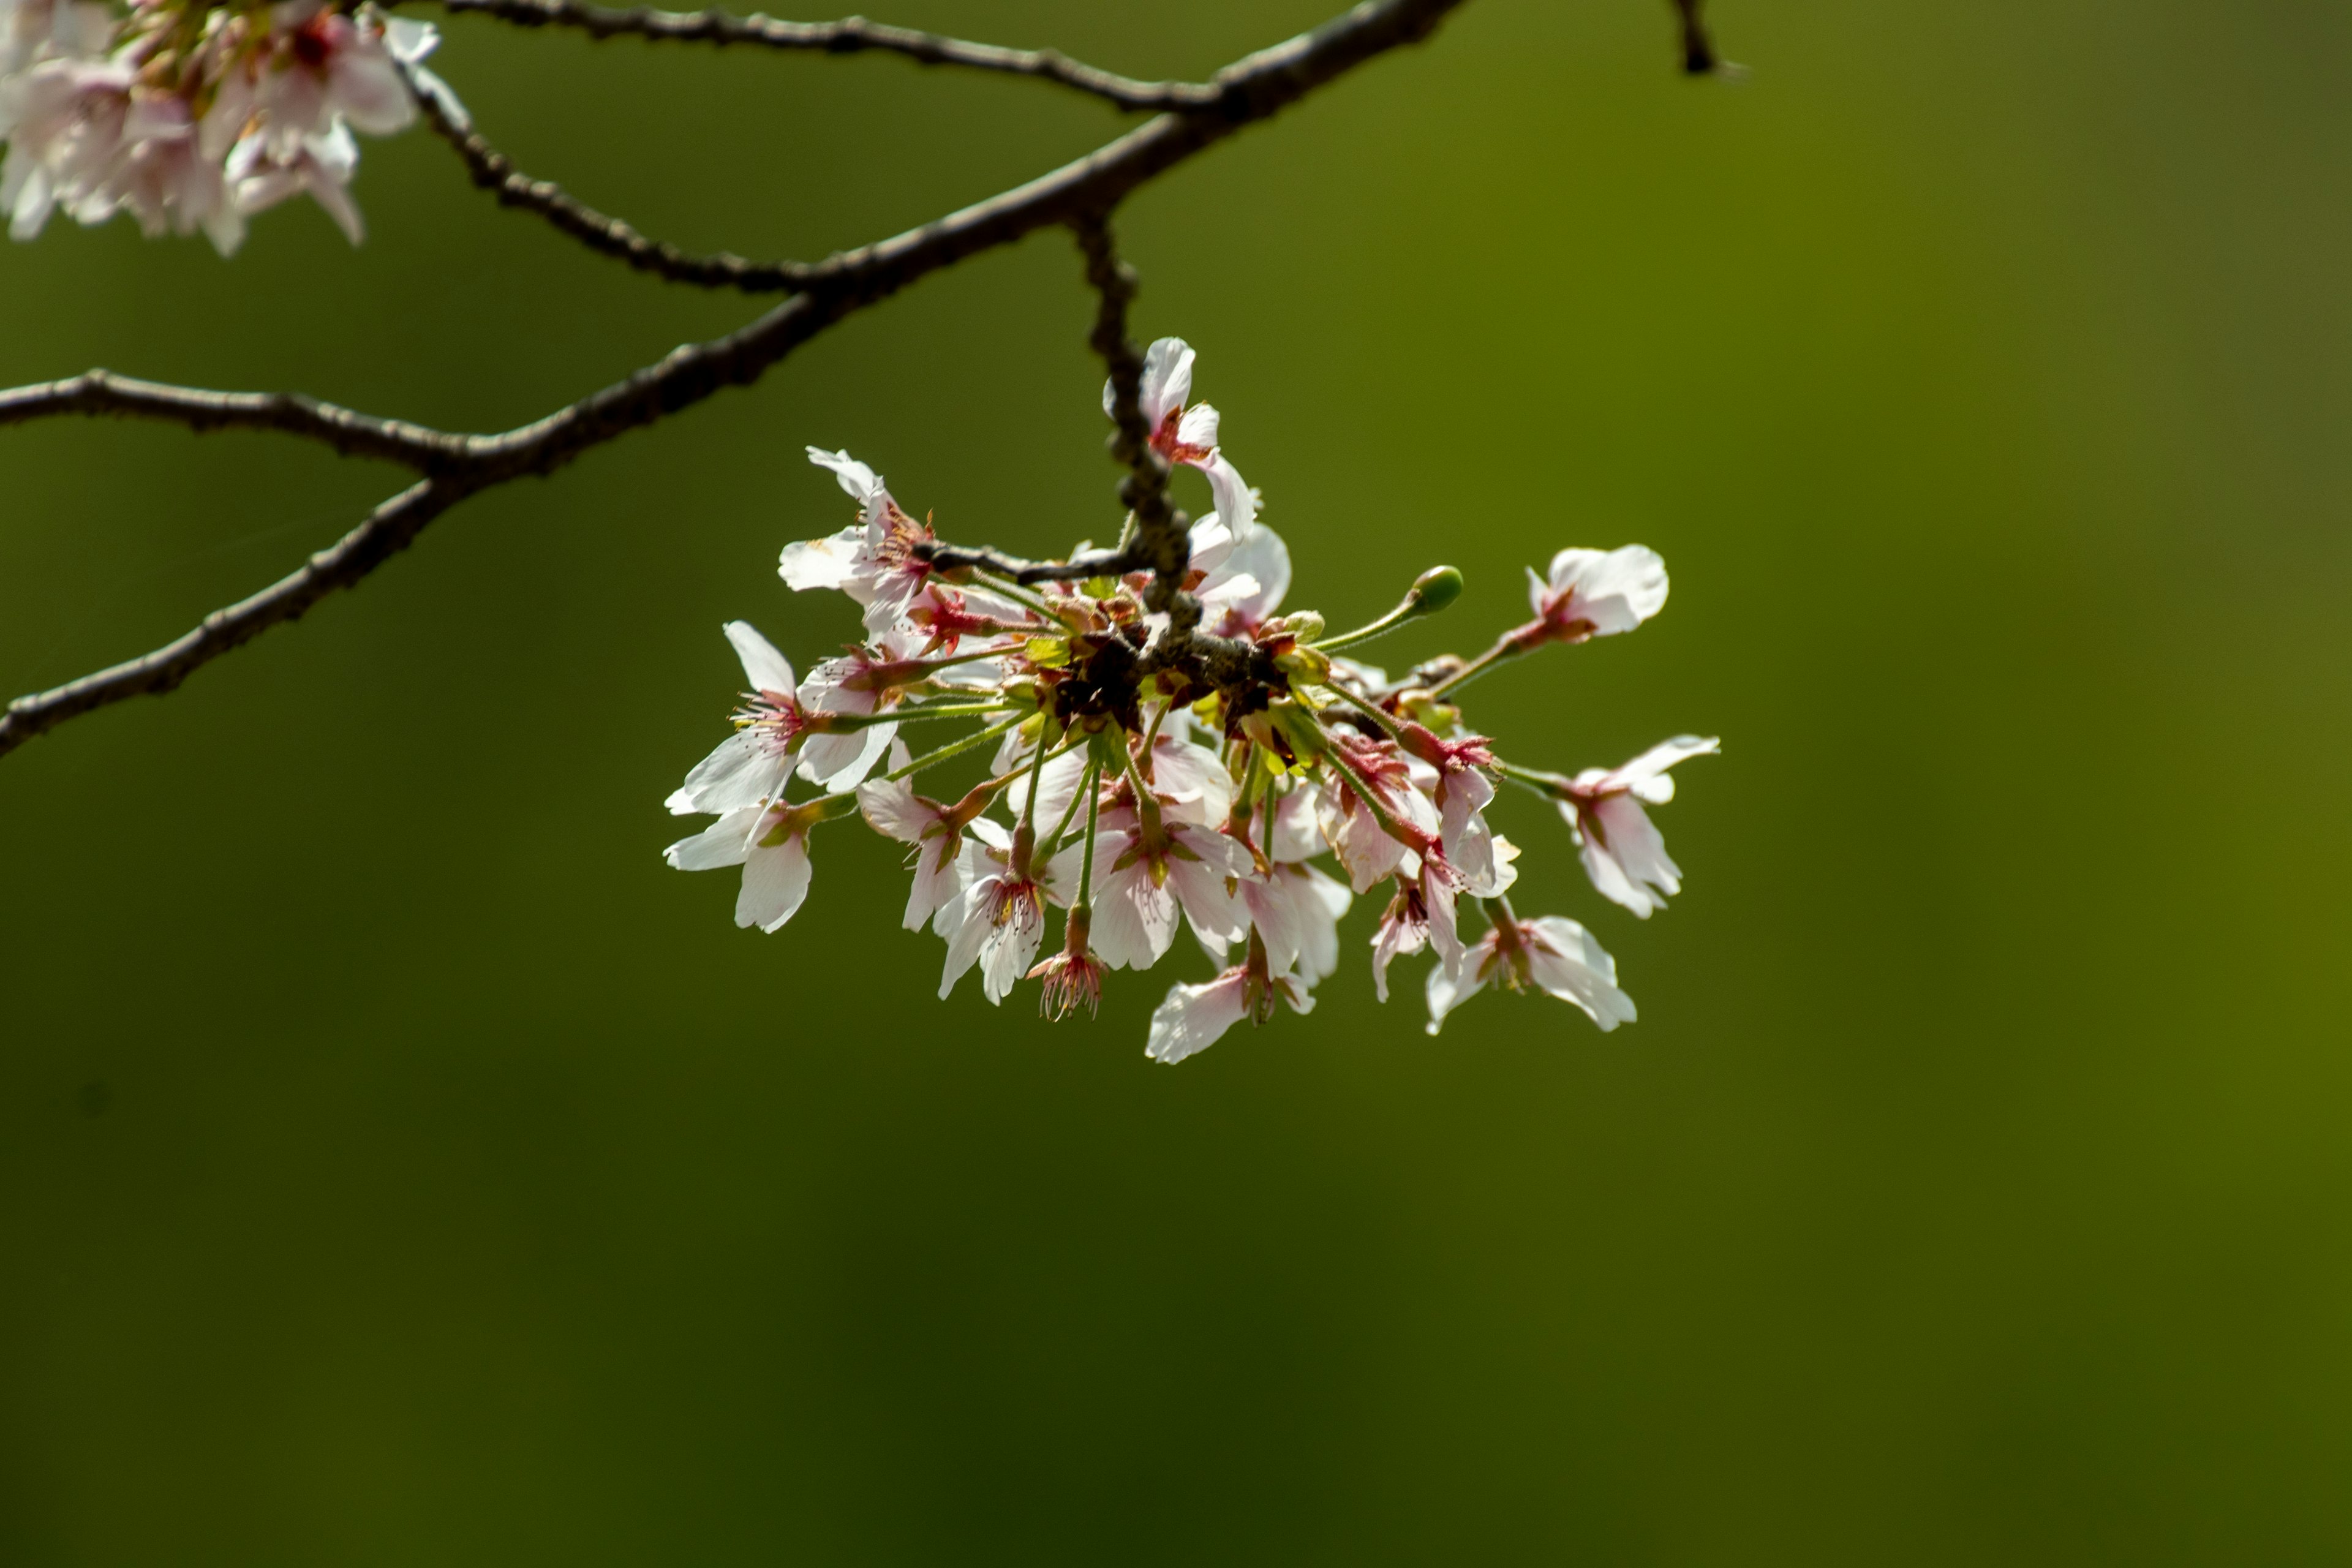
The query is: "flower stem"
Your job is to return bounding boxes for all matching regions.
[1036,753,1091,878]
[1426,627,1539,699]
[1313,565,1464,653]
[878,714,1025,784]
[1314,677,1404,739]
[884,701,1020,725]
[1318,731,1413,846]
[973,571,1073,624]
[1074,762,1104,914]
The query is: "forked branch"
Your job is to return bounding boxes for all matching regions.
[0,0,1588,758]
[428,0,1226,111]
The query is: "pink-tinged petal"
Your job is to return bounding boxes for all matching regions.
[1186,515,1234,578]
[1566,802,1646,915]
[330,48,414,135]
[722,621,795,695]
[778,526,869,592]
[1586,794,1680,917]
[1167,854,1247,946]
[1204,524,1298,630]
[1453,816,1519,901]
[856,775,929,843]
[1175,401,1221,451]
[1425,873,1465,979]
[1423,957,1488,1036]
[1095,858,1182,971]
[1133,337,1196,429]
[1005,747,1090,829]
[1200,452,1256,540]
[806,446,883,504]
[1245,864,1341,979]
[383,15,439,62]
[846,742,917,842]
[980,899,1047,1004]
[736,833,813,932]
[902,851,962,933]
[1269,783,1325,863]
[1145,969,1250,1065]
[1371,897,1427,1005]
[662,807,763,871]
[1523,916,1637,1030]
[1609,734,1720,802]
[1544,545,1670,636]
[1294,865,1352,984]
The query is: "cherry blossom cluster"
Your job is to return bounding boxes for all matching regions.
[664,339,1717,1062]
[0,0,437,252]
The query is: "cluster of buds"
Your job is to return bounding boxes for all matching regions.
[664,339,1717,1062]
[0,0,437,251]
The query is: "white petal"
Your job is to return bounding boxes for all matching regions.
[723,621,796,695]
[1423,953,1488,1036]
[1525,916,1638,1030]
[1548,545,1670,635]
[1593,794,1682,914]
[937,882,993,998]
[677,730,789,816]
[806,446,881,503]
[383,15,440,62]
[1201,453,1256,540]
[663,807,763,871]
[1134,337,1195,429]
[1145,970,1250,1065]
[856,774,930,843]
[1175,401,1221,451]
[735,832,814,932]
[778,526,869,592]
[797,723,892,791]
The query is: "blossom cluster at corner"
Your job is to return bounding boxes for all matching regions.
[663,337,1718,1063]
[0,0,439,252]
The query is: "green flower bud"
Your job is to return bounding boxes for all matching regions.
[1407,565,1463,616]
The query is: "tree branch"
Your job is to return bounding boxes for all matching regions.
[1670,0,1731,77]
[0,0,1471,759]
[0,480,460,745]
[426,0,1226,112]
[405,61,813,291]
[0,369,468,469]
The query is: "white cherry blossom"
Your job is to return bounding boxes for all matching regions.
[1561,735,1719,917]
[857,741,1001,930]
[1425,913,1637,1035]
[935,831,1074,1005]
[662,799,820,933]
[1085,801,1254,971]
[1145,954,1314,1065]
[1526,545,1670,643]
[1242,861,1351,986]
[1109,336,1257,538]
[785,445,938,633]
[667,621,811,816]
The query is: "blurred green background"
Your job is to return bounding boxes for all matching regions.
[6,0,2350,1560]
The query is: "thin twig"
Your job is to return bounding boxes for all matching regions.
[0,0,1470,758]
[1670,0,1732,77]
[0,480,460,739]
[426,0,1226,111]
[405,63,813,292]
